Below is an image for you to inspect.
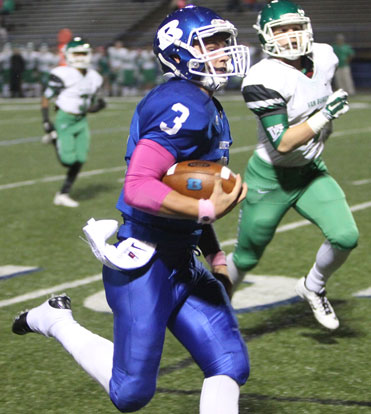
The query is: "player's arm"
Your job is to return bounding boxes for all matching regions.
[41,95,55,134]
[123,139,246,222]
[243,84,349,153]
[87,89,106,113]
[261,112,315,153]
[198,224,232,298]
[41,73,64,134]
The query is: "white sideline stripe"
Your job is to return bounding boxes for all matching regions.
[0,274,102,308]
[220,200,371,248]
[0,166,125,190]
[1,130,367,190]
[351,178,371,186]
[353,287,371,297]
[1,118,371,147]
[229,144,255,153]
[0,126,129,146]
[2,200,371,308]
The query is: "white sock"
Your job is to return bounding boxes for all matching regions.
[51,320,113,393]
[226,253,245,293]
[305,240,352,293]
[200,375,240,414]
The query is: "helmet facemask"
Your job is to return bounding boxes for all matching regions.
[188,25,250,91]
[255,13,313,60]
[65,38,92,69]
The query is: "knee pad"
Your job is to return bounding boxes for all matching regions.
[206,347,250,386]
[110,376,156,412]
[59,154,77,166]
[330,226,359,250]
[233,250,259,273]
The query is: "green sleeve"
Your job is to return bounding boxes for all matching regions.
[242,83,289,149]
[260,113,289,149]
[43,73,64,99]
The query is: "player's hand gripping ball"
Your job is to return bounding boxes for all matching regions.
[162,160,236,199]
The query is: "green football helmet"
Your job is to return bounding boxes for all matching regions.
[253,0,313,60]
[64,37,92,69]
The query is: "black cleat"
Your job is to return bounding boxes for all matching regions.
[12,311,33,335]
[12,295,72,336]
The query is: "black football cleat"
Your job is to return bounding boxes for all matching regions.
[12,295,72,336]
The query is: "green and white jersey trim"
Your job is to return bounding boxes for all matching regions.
[242,43,338,167]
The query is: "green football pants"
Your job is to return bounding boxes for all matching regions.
[233,153,359,271]
[55,109,90,166]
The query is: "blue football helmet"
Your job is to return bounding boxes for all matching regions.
[153,5,250,91]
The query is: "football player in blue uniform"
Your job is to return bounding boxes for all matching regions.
[13,6,251,413]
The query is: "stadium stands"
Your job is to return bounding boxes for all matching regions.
[6,0,167,46]
[2,0,371,89]
[6,0,371,51]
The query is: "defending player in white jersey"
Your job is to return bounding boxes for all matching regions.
[227,0,359,330]
[41,37,106,207]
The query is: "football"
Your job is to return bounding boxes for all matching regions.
[162,160,236,199]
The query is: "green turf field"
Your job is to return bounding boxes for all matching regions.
[1,93,370,413]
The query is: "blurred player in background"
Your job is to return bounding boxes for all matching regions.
[227,0,359,330]
[107,39,126,96]
[41,36,106,207]
[13,6,251,413]
[137,45,159,92]
[37,42,59,90]
[21,42,39,97]
[0,42,12,97]
[332,33,356,96]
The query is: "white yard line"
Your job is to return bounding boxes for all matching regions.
[2,124,371,147]
[0,275,101,308]
[351,178,371,186]
[0,166,125,190]
[1,126,369,189]
[0,126,129,146]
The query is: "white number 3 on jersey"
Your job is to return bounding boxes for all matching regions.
[160,103,190,136]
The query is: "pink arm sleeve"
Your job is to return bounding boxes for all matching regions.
[123,139,176,214]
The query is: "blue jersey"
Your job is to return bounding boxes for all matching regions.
[116,78,233,247]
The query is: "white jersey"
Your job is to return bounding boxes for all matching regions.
[22,50,39,71]
[121,49,138,71]
[139,49,157,70]
[44,65,103,115]
[242,43,338,167]
[107,46,127,72]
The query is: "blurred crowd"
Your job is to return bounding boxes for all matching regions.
[0,37,264,98]
[0,39,162,98]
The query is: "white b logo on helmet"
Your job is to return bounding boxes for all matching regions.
[157,20,184,50]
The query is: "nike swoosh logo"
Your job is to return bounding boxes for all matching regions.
[257,189,271,194]
[131,242,146,251]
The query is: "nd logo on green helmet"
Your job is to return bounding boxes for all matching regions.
[253,0,313,60]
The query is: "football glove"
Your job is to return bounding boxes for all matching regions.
[322,89,349,120]
[88,98,106,113]
[43,120,55,134]
[213,272,233,299]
